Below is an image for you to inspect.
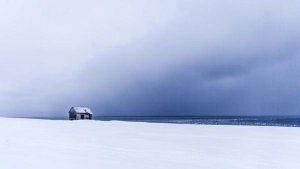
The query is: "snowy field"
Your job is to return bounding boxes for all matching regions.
[0,117,299,169]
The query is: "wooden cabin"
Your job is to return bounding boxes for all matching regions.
[69,107,93,120]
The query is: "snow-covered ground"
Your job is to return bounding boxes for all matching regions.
[0,117,299,169]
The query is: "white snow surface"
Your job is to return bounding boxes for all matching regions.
[0,117,299,169]
[71,107,93,114]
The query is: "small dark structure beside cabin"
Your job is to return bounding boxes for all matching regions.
[69,107,93,120]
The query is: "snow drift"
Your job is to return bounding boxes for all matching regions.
[0,117,299,169]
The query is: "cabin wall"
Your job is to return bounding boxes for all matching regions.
[76,114,92,120]
[69,113,76,120]
[69,113,92,120]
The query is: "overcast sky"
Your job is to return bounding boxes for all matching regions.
[1,0,300,117]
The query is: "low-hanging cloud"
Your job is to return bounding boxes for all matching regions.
[1,0,300,117]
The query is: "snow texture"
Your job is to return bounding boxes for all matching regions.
[70,107,93,114]
[0,117,299,169]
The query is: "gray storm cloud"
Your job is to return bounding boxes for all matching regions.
[0,0,300,117]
